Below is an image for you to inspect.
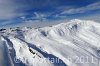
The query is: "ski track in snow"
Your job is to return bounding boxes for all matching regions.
[0,39,12,66]
[0,19,100,66]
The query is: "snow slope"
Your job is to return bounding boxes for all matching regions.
[0,19,100,66]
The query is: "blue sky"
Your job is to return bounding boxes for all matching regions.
[0,0,100,27]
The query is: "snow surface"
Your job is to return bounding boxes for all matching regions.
[0,19,100,66]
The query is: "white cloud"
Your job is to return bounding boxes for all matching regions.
[0,0,16,19]
[61,2,100,14]
[0,0,28,20]
[29,12,49,21]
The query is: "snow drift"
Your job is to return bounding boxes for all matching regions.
[0,19,100,66]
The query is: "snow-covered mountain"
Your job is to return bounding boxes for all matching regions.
[0,19,100,66]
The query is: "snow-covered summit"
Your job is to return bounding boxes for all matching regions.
[25,19,100,38]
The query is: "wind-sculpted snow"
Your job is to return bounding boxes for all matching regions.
[0,19,100,66]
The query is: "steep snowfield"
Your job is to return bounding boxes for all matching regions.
[0,19,100,66]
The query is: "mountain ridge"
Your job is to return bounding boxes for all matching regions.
[0,19,100,66]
